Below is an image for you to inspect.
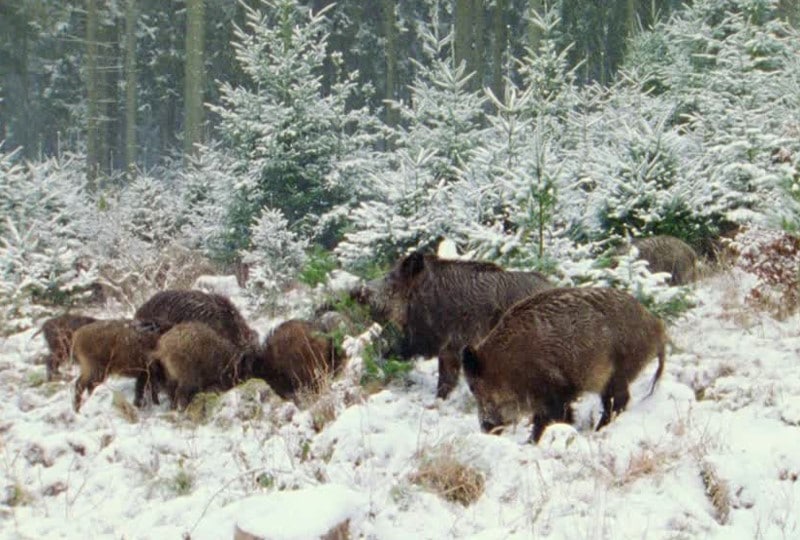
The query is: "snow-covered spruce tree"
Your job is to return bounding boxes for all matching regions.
[449,5,579,270]
[84,174,187,307]
[240,207,308,312]
[622,0,800,240]
[337,22,487,269]
[0,150,96,332]
[210,0,380,260]
[176,143,239,258]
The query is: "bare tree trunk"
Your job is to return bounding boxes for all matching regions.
[184,0,205,158]
[490,0,506,101]
[454,0,472,71]
[778,0,799,28]
[471,0,485,90]
[86,0,100,189]
[527,0,544,52]
[124,0,137,177]
[626,0,637,37]
[382,0,399,130]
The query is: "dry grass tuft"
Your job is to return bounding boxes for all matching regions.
[185,391,221,424]
[309,392,338,433]
[699,460,730,525]
[409,444,485,506]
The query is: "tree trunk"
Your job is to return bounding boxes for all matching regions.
[124,0,137,177]
[454,0,472,72]
[626,0,637,35]
[86,0,100,189]
[184,0,205,157]
[490,0,506,101]
[527,0,543,52]
[778,0,799,28]
[471,0,485,90]
[382,0,399,129]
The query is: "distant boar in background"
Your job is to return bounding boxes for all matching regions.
[72,319,168,412]
[33,314,97,380]
[311,310,353,336]
[462,287,667,443]
[152,322,255,410]
[619,235,698,285]
[134,289,257,349]
[250,319,344,401]
[354,251,552,399]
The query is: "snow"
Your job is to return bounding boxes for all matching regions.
[1,267,799,539]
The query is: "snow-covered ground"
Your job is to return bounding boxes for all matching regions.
[1,267,799,539]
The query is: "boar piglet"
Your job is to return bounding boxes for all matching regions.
[72,319,168,412]
[249,319,344,401]
[33,313,97,380]
[152,322,255,410]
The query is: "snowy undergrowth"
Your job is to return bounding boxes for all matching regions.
[1,268,799,539]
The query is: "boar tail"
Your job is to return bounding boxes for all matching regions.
[648,341,666,397]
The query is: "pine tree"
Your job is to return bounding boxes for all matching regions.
[336,22,487,269]
[210,0,379,259]
[620,0,800,240]
[240,207,308,312]
[0,149,96,331]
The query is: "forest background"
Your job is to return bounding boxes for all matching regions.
[1,0,799,330]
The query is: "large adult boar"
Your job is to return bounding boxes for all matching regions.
[134,289,257,349]
[621,235,698,285]
[355,251,552,399]
[152,322,255,410]
[72,319,167,412]
[461,287,667,443]
[33,314,97,380]
[250,319,344,401]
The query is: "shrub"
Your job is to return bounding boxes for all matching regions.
[731,226,800,319]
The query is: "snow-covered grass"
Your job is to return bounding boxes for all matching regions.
[1,267,799,539]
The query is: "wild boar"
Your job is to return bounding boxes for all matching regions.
[354,251,552,398]
[72,319,167,412]
[620,235,698,285]
[250,319,343,401]
[33,314,97,380]
[152,322,255,410]
[461,287,667,443]
[134,289,257,348]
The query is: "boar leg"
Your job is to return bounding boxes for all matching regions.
[436,348,461,399]
[530,394,574,443]
[175,385,197,411]
[45,354,57,381]
[73,377,85,412]
[73,371,101,412]
[133,373,151,408]
[597,375,630,430]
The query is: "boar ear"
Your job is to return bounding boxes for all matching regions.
[401,251,426,279]
[461,346,482,378]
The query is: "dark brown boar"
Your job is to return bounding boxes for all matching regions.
[250,319,343,401]
[33,314,97,380]
[355,251,552,399]
[72,319,167,412]
[621,235,698,285]
[134,289,257,348]
[152,322,254,410]
[461,287,667,443]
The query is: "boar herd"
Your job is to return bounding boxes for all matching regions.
[41,290,343,413]
[35,234,696,444]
